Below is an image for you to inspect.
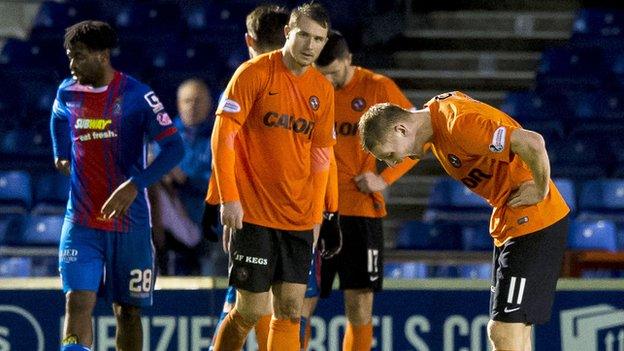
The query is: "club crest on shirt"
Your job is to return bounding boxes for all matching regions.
[351,97,366,111]
[112,98,122,117]
[157,112,172,126]
[448,154,462,168]
[309,95,320,110]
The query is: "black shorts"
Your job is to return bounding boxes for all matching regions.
[490,216,569,325]
[320,216,384,298]
[228,222,313,293]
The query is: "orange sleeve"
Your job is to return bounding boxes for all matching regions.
[380,157,419,185]
[312,85,336,148]
[311,146,331,223]
[450,112,519,162]
[211,116,241,203]
[205,173,220,205]
[324,147,338,212]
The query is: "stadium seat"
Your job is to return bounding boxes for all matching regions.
[21,215,64,245]
[461,221,492,251]
[0,171,32,214]
[549,139,608,179]
[500,91,570,123]
[115,2,183,42]
[32,173,69,215]
[429,264,460,278]
[458,263,492,279]
[428,177,489,209]
[536,47,609,90]
[571,9,624,49]
[0,257,32,277]
[553,178,576,213]
[0,217,11,244]
[384,262,428,279]
[1,128,51,156]
[579,179,624,212]
[568,219,617,251]
[565,91,624,120]
[395,221,462,250]
[618,227,624,250]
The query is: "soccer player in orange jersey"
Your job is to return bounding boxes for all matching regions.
[299,31,417,351]
[209,3,336,350]
[359,92,570,351]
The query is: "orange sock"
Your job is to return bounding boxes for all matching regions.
[213,308,255,351]
[268,317,300,351]
[302,322,312,350]
[255,314,272,351]
[342,322,373,351]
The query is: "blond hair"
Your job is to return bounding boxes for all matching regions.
[358,103,411,152]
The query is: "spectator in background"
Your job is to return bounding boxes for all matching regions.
[150,78,215,275]
[171,78,214,224]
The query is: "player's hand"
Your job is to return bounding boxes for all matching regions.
[54,157,70,176]
[201,203,221,243]
[221,201,243,230]
[354,172,387,193]
[319,212,342,259]
[169,166,187,184]
[507,180,549,208]
[101,179,138,219]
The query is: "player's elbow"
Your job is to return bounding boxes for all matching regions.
[511,129,546,156]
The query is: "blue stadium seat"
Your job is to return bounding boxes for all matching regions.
[429,264,460,278]
[21,215,63,245]
[21,80,58,117]
[568,219,617,251]
[565,91,624,120]
[115,2,183,42]
[618,227,624,250]
[536,47,609,90]
[0,257,32,277]
[579,179,624,212]
[458,263,492,279]
[1,128,51,156]
[32,173,69,215]
[500,91,570,123]
[384,262,428,279]
[0,171,32,214]
[428,177,489,210]
[461,221,492,251]
[549,139,608,179]
[0,217,11,244]
[571,9,624,49]
[553,178,576,213]
[395,221,462,250]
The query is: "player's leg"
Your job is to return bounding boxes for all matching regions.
[209,285,236,350]
[59,222,105,350]
[112,303,142,351]
[254,293,274,351]
[107,227,155,351]
[488,217,568,350]
[268,228,314,350]
[523,325,532,351]
[213,223,276,350]
[336,216,383,351]
[300,248,322,350]
[343,288,374,350]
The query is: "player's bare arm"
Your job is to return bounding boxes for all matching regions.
[507,128,550,208]
[101,179,138,219]
[220,200,243,250]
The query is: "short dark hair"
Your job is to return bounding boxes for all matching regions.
[289,2,330,31]
[64,20,118,51]
[246,5,289,52]
[316,30,350,66]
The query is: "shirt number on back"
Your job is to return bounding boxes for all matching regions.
[129,268,153,292]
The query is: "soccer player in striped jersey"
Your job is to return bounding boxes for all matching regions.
[51,21,184,351]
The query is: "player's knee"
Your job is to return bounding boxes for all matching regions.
[487,320,522,350]
[274,297,301,321]
[113,304,141,322]
[65,291,96,315]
